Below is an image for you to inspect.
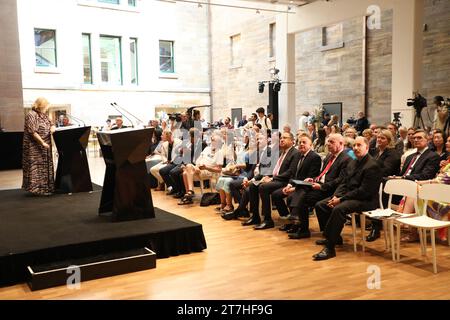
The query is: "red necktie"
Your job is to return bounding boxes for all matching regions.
[403,152,419,177]
[273,152,286,176]
[314,155,335,182]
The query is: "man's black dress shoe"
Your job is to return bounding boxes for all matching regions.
[278,223,293,231]
[242,217,260,226]
[254,220,275,230]
[366,228,381,242]
[234,208,250,218]
[286,224,300,233]
[288,231,311,239]
[315,237,343,246]
[312,247,336,260]
[221,212,237,221]
[173,192,184,199]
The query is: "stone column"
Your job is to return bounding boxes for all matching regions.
[0,0,24,131]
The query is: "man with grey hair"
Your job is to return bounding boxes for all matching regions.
[283,134,351,238]
[313,136,381,260]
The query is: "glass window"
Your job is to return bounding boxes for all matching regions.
[230,34,241,66]
[159,40,174,73]
[98,0,120,4]
[269,23,276,58]
[82,34,93,84]
[35,29,57,68]
[100,36,122,85]
[130,38,138,85]
[128,0,136,6]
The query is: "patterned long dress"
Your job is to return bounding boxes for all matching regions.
[22,110,55,194]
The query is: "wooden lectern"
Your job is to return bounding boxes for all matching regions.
[53,126,93,193]
[96,128,154,221]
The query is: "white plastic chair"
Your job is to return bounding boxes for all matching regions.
[394,183,450,273]
[193,173,217,195]
[352,179,418,260]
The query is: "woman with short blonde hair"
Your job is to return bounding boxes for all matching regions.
[22,97,55,195]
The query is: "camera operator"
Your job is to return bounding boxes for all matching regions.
[433,96,448,131]
[354,111,369,135]
[168,113,183,139]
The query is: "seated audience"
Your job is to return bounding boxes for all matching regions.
[313,137,382,260]
[178,132,224,204]
[430,129,448,163]
[149,131,181,191]
[243,132,300,230]
[271,133,321,232]
[366,129,401,242]
[282,134,350,238]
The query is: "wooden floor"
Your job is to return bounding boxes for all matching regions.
[1,156,450,300]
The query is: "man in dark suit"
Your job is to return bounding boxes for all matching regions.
[399,129,440,181]
[271,133,321,229]
[238,115,248,128]
[283,134,350,239]
[313,136,382,260]
[243,132,300,230]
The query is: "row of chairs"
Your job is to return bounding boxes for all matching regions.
[351,179,450,273]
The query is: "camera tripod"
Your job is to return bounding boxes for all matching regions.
[413,108,426,129]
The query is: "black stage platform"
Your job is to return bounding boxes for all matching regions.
[0,188,207,286]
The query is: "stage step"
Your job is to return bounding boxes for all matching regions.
[27,247,156,291]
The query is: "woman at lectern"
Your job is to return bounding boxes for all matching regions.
[22,97,55,195]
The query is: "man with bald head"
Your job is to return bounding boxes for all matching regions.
[313,136,381,260]
[283,134,351,239]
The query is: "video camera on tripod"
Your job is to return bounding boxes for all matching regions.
[168,113,182,122]
[407,93,427,111]
[407,92,427,128]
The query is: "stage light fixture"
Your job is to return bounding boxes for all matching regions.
[258,82,265,93]
[269,67,280,75]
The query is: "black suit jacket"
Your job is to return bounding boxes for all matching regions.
[334,154,382,205]
[289,150,321,184]
[319,151,351,194]
[374,148,401,177]
[400,148,440,181]
[272,147,301,183]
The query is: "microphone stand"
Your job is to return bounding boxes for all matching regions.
[110,103,134,128]
[66,114,86,127]
[113,102,143,127]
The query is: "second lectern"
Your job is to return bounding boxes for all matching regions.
[97,128,154,221]
[53,126,93,193]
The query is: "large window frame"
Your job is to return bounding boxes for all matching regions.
[34,28,57,69]
[159,40,175,74]
[130,38,138,85]
[82,33,93,84]
[99,35,123,86]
